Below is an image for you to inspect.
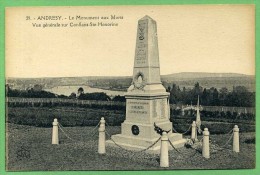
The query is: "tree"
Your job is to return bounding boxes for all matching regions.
[229,86,253,107]
[190,82,203,104]
[212,88,219,105]
[77,87,84,97]
[33,84,43,92]
[78,92,111,101]
[169,83,182,104]
[69,92,77,99]
[219,87,228,105]
[194,82,201,95]
[201,88,209,105]
[113,95,126,102]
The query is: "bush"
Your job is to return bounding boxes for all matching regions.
[244,137,255,144]
[78,92,111,101]
[7,107,126,127]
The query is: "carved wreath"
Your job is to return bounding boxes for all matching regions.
[133,72,146,90]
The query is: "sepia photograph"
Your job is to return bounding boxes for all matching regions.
[4,5,255,171]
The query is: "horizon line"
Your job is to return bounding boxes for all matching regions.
[5,71,255,79]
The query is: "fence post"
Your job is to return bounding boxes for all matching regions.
[52,118,59,145]
[191,121,197,141]
[98,117,106,154]
[233,125,239,153]
[160,132,169,168]
[202,128,210,159]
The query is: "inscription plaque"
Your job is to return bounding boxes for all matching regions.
[135,20,147,65]
[127,100,149,114]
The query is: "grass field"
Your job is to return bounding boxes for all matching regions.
[6,123,255,171]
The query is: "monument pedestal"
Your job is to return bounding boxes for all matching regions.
[106,92,186,152]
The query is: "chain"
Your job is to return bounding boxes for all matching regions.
[213,132,234,150]
[58,124,76,142]
[196,128,234,152]
[168,139,198,157]
[58,121,100,143]
[172,124,192,135]
[105,130,161,153]
[197,126,202,134]
[226,128,234,135]
[105,122,112,127]
[88,121,101,136]
[199,137,203,145]
[58,122,100,138]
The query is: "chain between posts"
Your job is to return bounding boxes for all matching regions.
[168,139,198,157]
[211,131,234,151]
[58,121,100,142]
[105,130,161,153]
[172,124,192,135]
[58,124,77,142]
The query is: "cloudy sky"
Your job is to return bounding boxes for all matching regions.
[6,5,255,78]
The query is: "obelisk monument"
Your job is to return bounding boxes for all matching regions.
[107,16,186,151]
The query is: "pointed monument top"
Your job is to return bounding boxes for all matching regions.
[197,95,200,107]
[126,16,168,94]
[196,94,201,132]
[140,15,154,21]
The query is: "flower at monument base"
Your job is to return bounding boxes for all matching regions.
[184,138,194,148]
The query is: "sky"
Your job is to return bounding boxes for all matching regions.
[5,5,255,78]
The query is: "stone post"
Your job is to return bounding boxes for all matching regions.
[202,128,210,159]
[160,132,169,168]
[98,117,106,154]
[52,118,59,145]
[191,121,197,141]
[233,125,239,153]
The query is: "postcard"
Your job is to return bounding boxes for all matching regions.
[4,5,256,172]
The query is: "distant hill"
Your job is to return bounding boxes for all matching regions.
[161,72,252,80]
[6,72,255,92]
[161,72,255,92]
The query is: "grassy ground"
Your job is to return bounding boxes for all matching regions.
[6,123,255,171]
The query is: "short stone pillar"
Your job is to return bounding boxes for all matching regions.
[191,121,197,141]
[233,125,240,153]
[160,132,169,168]
[52,118,59,145]
[98,117,106,154]
[202,128,210,159]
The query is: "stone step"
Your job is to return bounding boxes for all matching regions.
[106,133,186,153]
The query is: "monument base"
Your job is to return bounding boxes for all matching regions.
[106,133,187,153]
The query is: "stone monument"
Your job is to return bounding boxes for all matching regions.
[107,16,186,151]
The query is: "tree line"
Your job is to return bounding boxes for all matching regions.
[6,85,113,101]
[6,82,255,107]
[167,82,255,107]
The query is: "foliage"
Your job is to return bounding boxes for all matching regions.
[7,87,57,98]
[112,95,126,102]
[7,107,255,134]
[6,82,255,107]
[69,92,76,99]
[167,83,255,107]
[7,107,125,127]
[244,137,255,144]
[78,92,111,101]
